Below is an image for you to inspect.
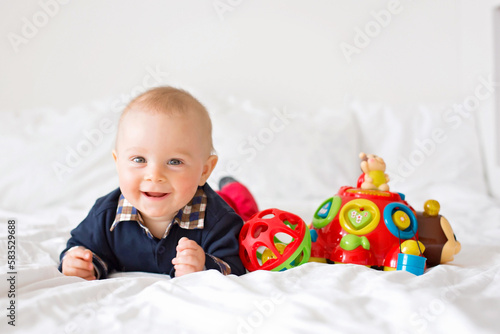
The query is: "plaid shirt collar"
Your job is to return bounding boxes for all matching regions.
[110,187,207,239]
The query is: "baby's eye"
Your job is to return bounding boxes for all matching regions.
[167,159,182,166]
[132,157,146,163]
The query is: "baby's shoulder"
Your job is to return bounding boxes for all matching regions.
[88,188,122,219]
[204,184,242,226]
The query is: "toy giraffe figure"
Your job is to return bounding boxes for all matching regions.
[359,152,390,191]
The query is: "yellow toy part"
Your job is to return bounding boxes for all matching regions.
[261,243,287,264]
[369,170,387,188]
[339,199,380,235]
[392,210,411,230]
[308,257,327,263]
[423,199,440,217]
[400,240,425,256]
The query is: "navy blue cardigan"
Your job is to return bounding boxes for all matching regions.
[59,184,245,278]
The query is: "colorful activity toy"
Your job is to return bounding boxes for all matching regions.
[309,152,461,275]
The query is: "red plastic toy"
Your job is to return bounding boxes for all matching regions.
[309,152,461,275]
[239,208,311,272]
[310,186,426,273]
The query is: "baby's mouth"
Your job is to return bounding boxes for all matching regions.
[143,192,168,198]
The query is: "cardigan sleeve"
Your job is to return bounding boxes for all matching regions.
[59,199,118,279]
[201,210,246,276]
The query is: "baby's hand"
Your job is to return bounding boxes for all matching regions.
[62,246,96,280]
[172,237,205,277]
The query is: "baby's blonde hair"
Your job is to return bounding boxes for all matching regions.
[117,86,215,154]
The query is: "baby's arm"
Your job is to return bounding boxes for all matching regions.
[172,237,205,277]
[61,246,96,280]
[59,193,118,279]
[171,209,245,277]
[201,211,246,276]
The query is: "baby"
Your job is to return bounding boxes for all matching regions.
[59,87,246,279]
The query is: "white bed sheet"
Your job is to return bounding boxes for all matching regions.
[1,189,500,334]
[1,97,500,334]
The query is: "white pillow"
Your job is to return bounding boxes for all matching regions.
[208,96,360,210]
[0,100,120,214]
[348,99,489,202]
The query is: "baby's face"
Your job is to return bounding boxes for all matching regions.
[113,109,216,225]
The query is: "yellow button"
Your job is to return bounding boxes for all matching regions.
[392,210,410,230]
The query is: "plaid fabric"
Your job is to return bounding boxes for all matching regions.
[110,196,153,238]
[110,187,207,239]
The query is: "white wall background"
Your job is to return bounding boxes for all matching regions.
[1,0,464,111]
[1,0,499,212]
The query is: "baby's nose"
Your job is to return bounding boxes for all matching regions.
[146,165,165,182]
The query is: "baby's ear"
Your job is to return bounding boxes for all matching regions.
[199,155,218,186]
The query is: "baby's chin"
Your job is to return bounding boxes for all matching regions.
[140,210,177,223]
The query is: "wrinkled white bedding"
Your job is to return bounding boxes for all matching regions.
[1,204,500,334]
[1,97,500,334]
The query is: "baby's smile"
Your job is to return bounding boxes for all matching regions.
[142,191,169,200]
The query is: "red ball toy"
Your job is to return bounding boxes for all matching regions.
[239,208,311,272]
